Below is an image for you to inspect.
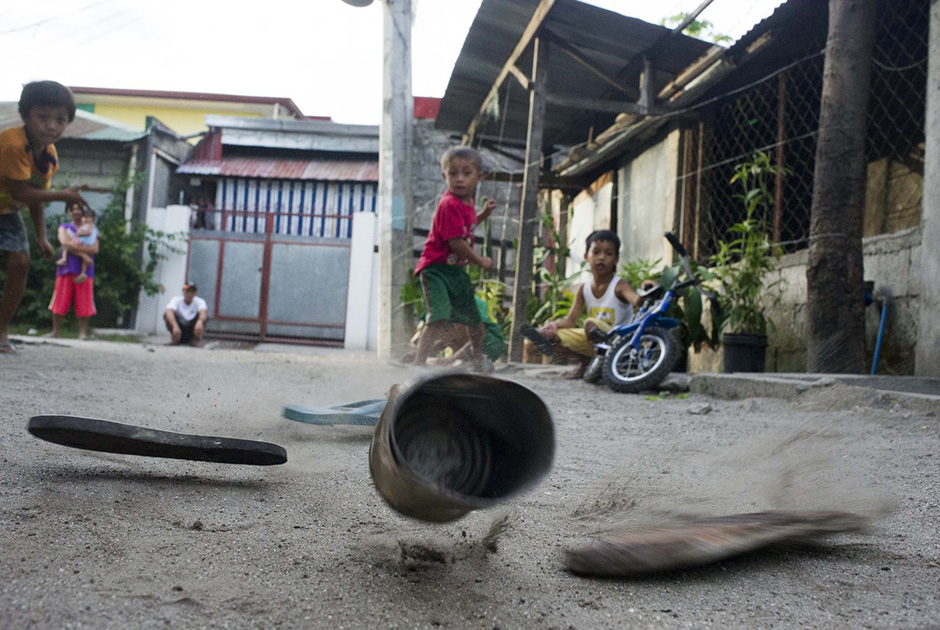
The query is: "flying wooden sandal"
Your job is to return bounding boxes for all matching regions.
[520,324,554,357]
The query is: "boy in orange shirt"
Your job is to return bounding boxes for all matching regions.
[0,81,89,353]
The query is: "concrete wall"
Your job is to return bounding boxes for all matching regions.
[135,205,192,336]
[689,226,923,375]
[567,178,612,282]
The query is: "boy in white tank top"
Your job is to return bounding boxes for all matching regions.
[528,230,652,378]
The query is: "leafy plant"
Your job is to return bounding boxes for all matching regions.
[709,151,790,335]
[525,208,583,328]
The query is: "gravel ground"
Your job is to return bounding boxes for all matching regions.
[1,338,938,629]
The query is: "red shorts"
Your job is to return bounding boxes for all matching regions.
[49,274,96,318]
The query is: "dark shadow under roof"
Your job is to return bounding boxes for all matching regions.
[435,0,714,150]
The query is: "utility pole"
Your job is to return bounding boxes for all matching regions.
[377,0,415,360]
[806,0,877,373]
[343,0,414,359]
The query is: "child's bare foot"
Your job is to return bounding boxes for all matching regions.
[56,257,67,266]
[74,273,87,284]
[562,363,588,379]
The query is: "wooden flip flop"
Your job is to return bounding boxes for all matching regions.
[27,415,287,466]
[565,510,868,577]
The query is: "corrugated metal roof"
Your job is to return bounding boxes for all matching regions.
[554,0,825,178]
[177,157,378,182]
[436,0,714,148]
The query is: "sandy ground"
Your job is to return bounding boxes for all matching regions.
[1,337,938,629]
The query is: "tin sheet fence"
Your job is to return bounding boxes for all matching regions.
[187,209,356,345]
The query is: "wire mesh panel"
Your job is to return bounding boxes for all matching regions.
[691,0,927,259]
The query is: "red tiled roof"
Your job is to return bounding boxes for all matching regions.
[178,157,378,182]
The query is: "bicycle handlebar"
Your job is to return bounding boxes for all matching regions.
[665,231,688,257]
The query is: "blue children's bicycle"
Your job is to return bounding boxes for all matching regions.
[583,232,703,392]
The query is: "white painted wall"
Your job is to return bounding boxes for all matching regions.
[135,205,192,335]
[616,129,681,266]
[567,182,612,282]
[344,211,379,351]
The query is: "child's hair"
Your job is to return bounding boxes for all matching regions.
[585,230,621,255]
[82,207,96,219]
[19,81,76,123]
[440,146,484,172]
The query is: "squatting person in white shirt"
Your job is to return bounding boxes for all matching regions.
[164,282,208,346]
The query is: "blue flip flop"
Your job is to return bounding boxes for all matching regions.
[282,399,387,426]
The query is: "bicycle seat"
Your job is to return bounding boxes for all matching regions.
[638,284,664,301]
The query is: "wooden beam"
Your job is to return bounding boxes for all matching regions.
[544,30,637,99]
[640,56,654,115]
[545,94,650,116]
[507,64,530,90]
[464,0,556,144]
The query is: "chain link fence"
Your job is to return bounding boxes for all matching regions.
[690,0,927,259]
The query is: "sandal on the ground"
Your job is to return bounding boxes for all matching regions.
[0,341,17,354]
[520,324,554,357]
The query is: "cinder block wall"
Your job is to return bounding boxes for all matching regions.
[690,226,922,374]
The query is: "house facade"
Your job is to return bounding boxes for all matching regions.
[554,0,929,376]
[141,115,382,346]
[70,87,313,140]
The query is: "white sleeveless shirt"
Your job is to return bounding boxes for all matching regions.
[582,278,633,326]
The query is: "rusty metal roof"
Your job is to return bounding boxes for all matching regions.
[177,157,378,182]
[435,0,714,149]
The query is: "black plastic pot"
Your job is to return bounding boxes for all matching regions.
[722,333,768,373]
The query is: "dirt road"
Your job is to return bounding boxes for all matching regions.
[2,339,937,628]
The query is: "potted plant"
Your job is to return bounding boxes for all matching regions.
[709,151,789,372]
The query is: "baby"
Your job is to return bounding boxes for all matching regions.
[57,205,98,283]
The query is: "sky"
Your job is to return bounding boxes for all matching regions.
[0,0,783,125]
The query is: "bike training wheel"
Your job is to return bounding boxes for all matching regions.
[583,353,604,384]
[602,326,678,393]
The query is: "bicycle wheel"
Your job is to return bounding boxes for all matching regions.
[602,326,678,393]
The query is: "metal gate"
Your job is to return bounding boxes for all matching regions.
[187,210,351,345]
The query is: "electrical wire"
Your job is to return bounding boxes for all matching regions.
[0,1,107,36]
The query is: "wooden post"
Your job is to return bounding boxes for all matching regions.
[508,36,549,361]
[377,0,414,360]
[681,127,696,252]
[693,121,704,260]
[558,190,570,277]
[774,71,787,244]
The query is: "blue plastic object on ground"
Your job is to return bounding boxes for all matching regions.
[871,298,888,375]
[282,399,387,426]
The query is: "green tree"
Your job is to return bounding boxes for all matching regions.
[660,13,732,44]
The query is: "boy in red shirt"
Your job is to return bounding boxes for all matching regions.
[413,147,496,369]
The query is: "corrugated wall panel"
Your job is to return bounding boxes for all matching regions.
[215,178,377,238]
